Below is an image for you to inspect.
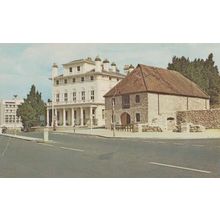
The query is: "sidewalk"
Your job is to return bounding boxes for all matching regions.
[0,133,45,142]
[58,128,220,139]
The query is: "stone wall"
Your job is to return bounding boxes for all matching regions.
[105,92,148,129]
[176,109,220,129]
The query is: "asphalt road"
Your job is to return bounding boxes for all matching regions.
[0,132,220,177]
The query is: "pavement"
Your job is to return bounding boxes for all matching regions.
[57,128,220,139]
[0,131,220,177]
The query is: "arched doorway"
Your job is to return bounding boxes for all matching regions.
[121,112,131,126]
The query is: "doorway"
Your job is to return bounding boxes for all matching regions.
[121,112,131,126]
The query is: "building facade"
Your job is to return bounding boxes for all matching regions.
[0,99,23,130]
[104,64,210,131]
[47,57,125,128]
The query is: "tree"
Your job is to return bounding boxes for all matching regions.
[168,53,220,106]
[17,85,46,131]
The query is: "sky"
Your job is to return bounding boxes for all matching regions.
[1,43,220,102]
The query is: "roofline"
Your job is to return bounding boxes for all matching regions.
[104,90,210,99]
[63,59,95,66]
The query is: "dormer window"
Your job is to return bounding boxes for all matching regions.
[77,66,81,72]
[69,67,72,73]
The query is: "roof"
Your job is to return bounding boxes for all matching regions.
[104,64,209,99]
[63,58,95,66]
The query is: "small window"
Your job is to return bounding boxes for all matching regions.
[69,67,72,73]
[56,80,59,85]
[72,78,75,83]
[64,93,68,102]
[109,77,112,80]
[73,92,76,102]
[136,113,140,122]
[91,90,94,101]
[92,109,95,115]
[112,98,115,106]
[102,109,105,119]
[90,76,94,81]
[81,77,84,82]
[117,78,119,81]
[135,95,140,103]
[77,66,80,72]
[64,79,67,84]
[81,91,85,101]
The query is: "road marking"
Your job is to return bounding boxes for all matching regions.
[143,140,154,143]
[156,141,166,144]
[191,144,204,147]
[173,142,184,146]
[149,162,211,174]
[60,146,84,152]
[1,137,11,157]
[38,143,54,147]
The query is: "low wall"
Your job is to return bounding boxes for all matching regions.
[176,109,220,129]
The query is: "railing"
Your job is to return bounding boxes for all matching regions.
[111,124,134,132]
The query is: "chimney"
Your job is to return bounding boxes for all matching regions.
[123,64,130,74]
[128,64,134,74]
[111,62,116,72]
[95,56,102,72]
[52,63,58,78]
[103,59,110,71]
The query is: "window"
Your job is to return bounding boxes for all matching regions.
[117,78,119,81]
[69,67,72,73]
[64,93,68,102]
[77,66,80,72]
[56,94,60,102]
[73,92,76,102]
[64,79,67,84]
[122,95,130,109]
[112,98,115,106]
[109,77,112,80]
[135,95,140,103]
[102,109,105,119]
[92,109,95,115]
[81,91,85,101]
[72,78,75,83]
[81,77,84,82]
[91,90,94,101]
[56,80,59,85]
[90,76,94,81]
[136,113,141,122]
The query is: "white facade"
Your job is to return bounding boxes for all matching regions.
[0,99,24,130]
[47,57,125,127]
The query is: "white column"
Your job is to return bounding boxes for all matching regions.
[80,107,83,126]
[63,108,66,126]
[90,106,93,128]
[71,108,74,126]
[47,109,49,127]
[55,108,58,126]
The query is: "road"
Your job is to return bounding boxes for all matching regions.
[0,132,220,177]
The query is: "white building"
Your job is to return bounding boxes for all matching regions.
[47,56,125,128]
[0,98,24,130]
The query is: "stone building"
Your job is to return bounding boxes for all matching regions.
[47,56,125,128]
[104,64,210,131]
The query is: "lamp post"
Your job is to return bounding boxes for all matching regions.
[49,78,56,131]
[112,99,115,137]
[13,94,18,135]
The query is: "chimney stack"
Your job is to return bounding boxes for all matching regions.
[111,62,116,72]
[103,59,110,71]
[95,56,102,72]
[52,63,58,78]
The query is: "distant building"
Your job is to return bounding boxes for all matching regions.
[104,64,210,131]
[0,98,24,130]
[47,56,125,127]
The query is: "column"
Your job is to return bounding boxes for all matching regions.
[90,106,93,128]
[47,109,49,127]
[80,107,83,126]
[63,108,66,126]
[71,108,74,126]
[55,108,58,126]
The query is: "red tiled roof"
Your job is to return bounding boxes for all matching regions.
[104,64,209,99]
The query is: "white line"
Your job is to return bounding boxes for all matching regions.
[143,140,153,143]
[38,143,54,147]
[1,137,11,157]
[156,141,166,144]
[60,146,84,152]
[149,162,211,174]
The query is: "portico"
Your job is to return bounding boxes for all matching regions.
[47,104,98,127]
